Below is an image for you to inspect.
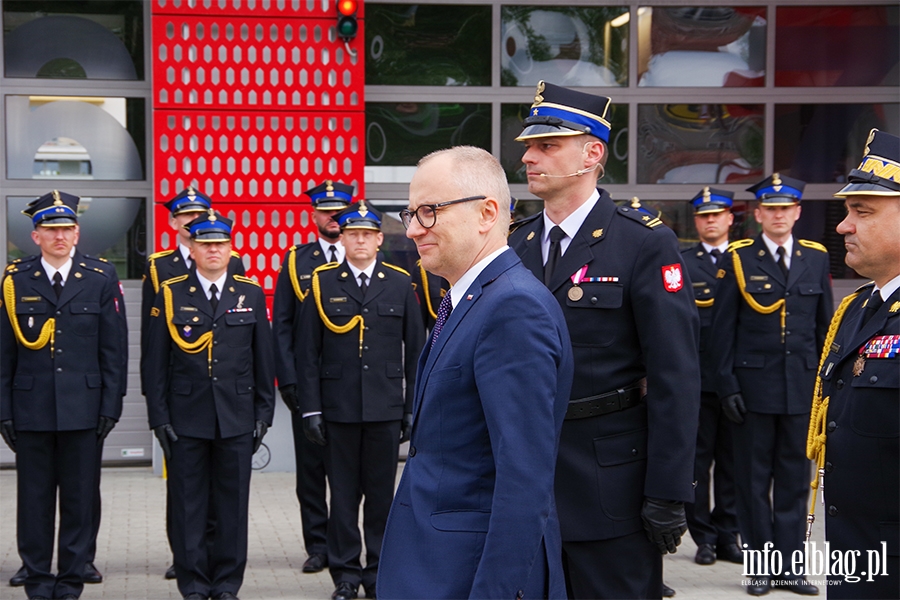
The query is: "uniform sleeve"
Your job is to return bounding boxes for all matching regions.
[630,228,701,502]
[296,280,325,414]
[252,288,276,425]
[402,279,425,412]
[815,254,835,354]
[0,275,17,421]
[106,265,129,398]
[140,259,156,396]
[709,250,742,399]
[98,274,125,421]
[272,249,299,387]
[144,286,172,429]
[229,253,246,276]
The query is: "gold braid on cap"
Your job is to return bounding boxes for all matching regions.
[3,275,55,354]
[311,263,364,357]
[163,280,214,376]
[729,248,787,343]
[804,290,860,542]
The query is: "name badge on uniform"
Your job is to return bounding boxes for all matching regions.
[330,297,348,303]
[750,275,769,281]
[180,306,198,312]
[20,296,41,302]
[299,274,311,280]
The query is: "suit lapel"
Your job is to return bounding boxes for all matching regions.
[29,266,59,307]
[186,273,214,318]
[753,237,785,285]
[695,245,719,280]
[548,198,615,292]
[785,245,808,290]
[55,264,85,307]
[214,276,239,320]
[844,288,900,358]
[335,261,364,305]
[518,220,544,280]
[362,263,387,305]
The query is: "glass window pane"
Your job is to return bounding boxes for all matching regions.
[3,0,144,80]
[501,6,629,87]
[501,103,628,184]
[638,6,766,87]
[7,196,147,279]
[6,96,146,181]
[637,104,764,184]
[365,4,491,86]
[365,102,491,183]
[775,5,899,87]
[773,103,900,183]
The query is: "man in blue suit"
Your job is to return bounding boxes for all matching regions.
[378,146,574,599]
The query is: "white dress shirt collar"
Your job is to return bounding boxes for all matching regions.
[541,189,599,263]
[761,234,794,270]
[178,243,192,267]
[449,246,510,309]
[41,257,73,286]
[347,259,376,286]
[318,238,345,263]
[876,273,900,302]
[195,270,228,301]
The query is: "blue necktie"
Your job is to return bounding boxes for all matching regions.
[430,292,453,350]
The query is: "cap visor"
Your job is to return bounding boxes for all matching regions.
[834,182,900,197]
[36,219,78,227]
[694,206,727,214]
[192,233,232,242]
[515,124,586,142]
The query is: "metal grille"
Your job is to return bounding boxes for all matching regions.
[152,0,354,18]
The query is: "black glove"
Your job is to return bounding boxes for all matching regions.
[96,416,117,446]
[641,497,687,555]
[253,420,269,454]
[303,414,326,446]
[399,412,413,443]
[0,420,16,453]
[721,393,747,424]
[153,424,179,461]
[279,384,300,414]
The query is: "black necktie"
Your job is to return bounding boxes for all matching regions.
[776,246,789,279]
[209,283,219,312]
[861,290,884,327]
[52,271,63,298]
[359,273,368,296]
[709,248,721,264]
[329,244,338,264]
[431,292,453,350]
[544,226,566,286]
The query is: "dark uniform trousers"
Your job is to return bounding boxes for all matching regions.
[1,257,123,599]
[272,242,331,557]
[817,285,898,598]
[510,191,701,599]
[711,236,833,571]
[298,260,423,591]
[144,272,274,598]
[681,244,739,549]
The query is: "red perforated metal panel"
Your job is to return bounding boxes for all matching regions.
[153,0,363,19]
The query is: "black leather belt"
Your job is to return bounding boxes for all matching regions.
[565,386,643,420]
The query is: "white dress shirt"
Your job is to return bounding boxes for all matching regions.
[541,190,599,264]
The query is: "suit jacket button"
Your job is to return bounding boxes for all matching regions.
[362,365,369,371]
[213,359,218,364]
[408,446,416,457]
[785,292,791,297]
[56,311,61,315]
[363,308,369,314]
[213,340,219,345]
[785,350,791,355]
[828,505,838,516]
[590,297,598,304]
[213,376,218,382]
[835,379,844,390]
[827,421,837,432]
[825,461,833,472]
[869,375,878,384]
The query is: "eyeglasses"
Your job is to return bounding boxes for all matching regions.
[400,195,486,230]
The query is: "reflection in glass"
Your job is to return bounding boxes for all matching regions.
[365,103,491,179]
[774,103,900,183]
[3,1,144,80]
[6,96,145,180]
[500,104,628,185]
[637,104,764,184]
[7,196,147,279]
[638,6,766,87]
[776,5,899,87]
[365,4,491,86]
[501,6,628,87]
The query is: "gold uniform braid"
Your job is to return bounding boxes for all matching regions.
[163,281,214,375]
[288,247,309,302]
[731,249,787,342]
[418,261,438,321]
[311,264,364,357]
[803,290,861,542]
[3,275,55,354]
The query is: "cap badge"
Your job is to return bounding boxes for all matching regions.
[864,128,877,156]
[630,197,641,209]
[534,80,545,105]
[358,199,369,218]
[52,190,62,206]
[187,185,196,197]
[702,186,711,202]
[208,208,216,222]
[772,173,783,192]
[326,180,335,197]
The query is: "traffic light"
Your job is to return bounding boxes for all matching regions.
[336,0,358,42]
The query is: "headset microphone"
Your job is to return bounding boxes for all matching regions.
[538,164,600,178]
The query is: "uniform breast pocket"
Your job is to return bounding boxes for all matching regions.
[323,301,354,325]
[744,281,776,296]
[849,358,899,438]
[378,303,404,336]
[15,301,48,330]
[69,301,101,336]
[224,312,257,347]
[566,283,623,347]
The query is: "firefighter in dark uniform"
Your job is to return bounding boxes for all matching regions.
[808,129,899,599]
[712,174,832,596]
[681,188,743,566]
[298,202,424,600]
[411,259,447,331]
[140,187,244,580]
[508,81,701,600]
[1,191,123,600]
[144,210,275,600]
[272,180,350,574]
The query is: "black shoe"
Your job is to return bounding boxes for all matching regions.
[166,564,177,580]
[717,540,744,564]
[363,584,376,599]
[183,594,207,600]
[302,553,327,573]
[662,582,676,597]
[213,593,239,599]
[83,561,103,584]
[9,565,26,586]
[746,576,771,596]
[695,543,716,565]
[772,577,819,596]
[58,595,79,599]
[332,582,358,600]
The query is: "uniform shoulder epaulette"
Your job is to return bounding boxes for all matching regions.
[382,263,410,277]
[509,212,541,235]
[798,239,827,253]
[230,251,242,259]
[232,274,260,287]
[149,249,175,261]
[83,254,110,263]
[288,245,297,252]
[853,281,876,294]
[727,239,755,252]
[617,206,663,229]
[160,274,189,287]
[313,262,341,275]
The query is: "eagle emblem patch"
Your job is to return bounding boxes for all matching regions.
[662,264,683,293]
